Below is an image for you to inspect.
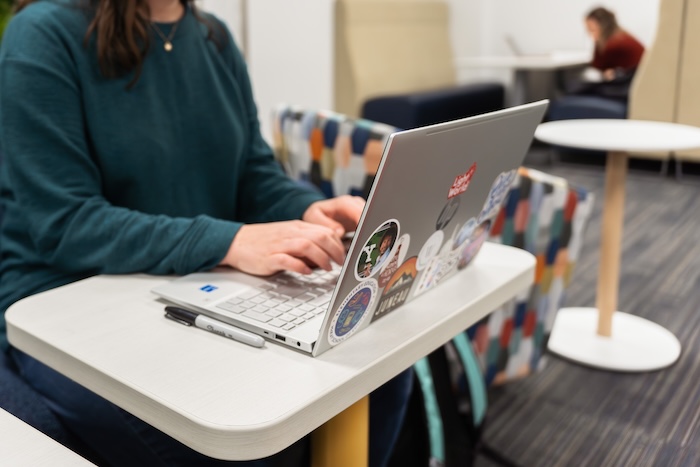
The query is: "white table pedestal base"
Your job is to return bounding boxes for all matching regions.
[547,307,681,372]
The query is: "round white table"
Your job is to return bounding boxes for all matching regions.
[535,119,700,372]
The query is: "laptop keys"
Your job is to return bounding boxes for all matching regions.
[213,266,337,337]
[215,301,245,314]
[268,318,286,328]
[242,310,272,323]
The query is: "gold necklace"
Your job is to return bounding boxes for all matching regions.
[150,20,180,52]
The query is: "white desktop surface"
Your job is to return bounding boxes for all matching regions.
[6,243,534,461]
[535,119,700,153]
[457,51,590,70]
[0,409,95,466]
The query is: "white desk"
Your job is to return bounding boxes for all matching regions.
[6,243,534,463]
[457,51,590,105]
[0,409,95,466]
[536,119,700,372]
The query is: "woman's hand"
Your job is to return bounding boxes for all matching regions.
[302,195,366,236]
[221,196,365,276]
[221,220,346,276]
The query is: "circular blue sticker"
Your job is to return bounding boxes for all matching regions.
[328,280,378,346]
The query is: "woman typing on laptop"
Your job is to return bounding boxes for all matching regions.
[0,0,411,465]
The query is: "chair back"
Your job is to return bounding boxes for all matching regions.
[469,167,595,385]
[271,105,398,199]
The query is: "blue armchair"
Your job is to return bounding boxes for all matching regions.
[362,83,505,129]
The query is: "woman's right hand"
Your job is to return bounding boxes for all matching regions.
[220,220,346,276]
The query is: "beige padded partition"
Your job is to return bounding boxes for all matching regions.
[675,0,700,162]
[627,0,684,161]
[334,0,456,117]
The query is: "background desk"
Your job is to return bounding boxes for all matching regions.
[457,52,590,105]
[0,408,95,466]
[7,243,533,463]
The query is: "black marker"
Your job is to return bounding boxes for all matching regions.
[164,306,265,348]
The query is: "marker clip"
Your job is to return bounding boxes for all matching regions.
[164,312,192,326]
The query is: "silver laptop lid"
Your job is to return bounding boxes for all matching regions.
[312,100,548,355]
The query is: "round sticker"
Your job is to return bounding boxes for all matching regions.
[436,197,460,231]
[355,220,400,280]
[458,219,492,270]
[378,234,410,288]
[328,280,378,346]
[453,218,477,250]
[479,170,517,222]
[373,257,418,322]
[412,255,445,297]
[416,230,444,271]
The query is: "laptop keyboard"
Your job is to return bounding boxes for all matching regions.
[215,266,342,332]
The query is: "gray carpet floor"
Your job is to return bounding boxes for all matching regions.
[476,150,700,467]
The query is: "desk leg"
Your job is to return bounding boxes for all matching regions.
[312,396,369,467]
[595,151,627,336]
[510,69,528,107]
[547,151,681,371]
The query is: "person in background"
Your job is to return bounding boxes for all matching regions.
[0,0,412,465]
[585,6,645,81]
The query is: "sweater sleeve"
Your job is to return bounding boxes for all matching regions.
[219,25,326,223]
[0,20,238,276]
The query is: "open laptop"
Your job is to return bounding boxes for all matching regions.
[152,101,548,356]
[505,35,551,58]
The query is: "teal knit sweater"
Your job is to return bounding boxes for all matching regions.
[0,1,323,350]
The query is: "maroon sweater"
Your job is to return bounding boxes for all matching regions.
[592,31,645,71]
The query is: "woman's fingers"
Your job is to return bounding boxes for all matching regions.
[223,220,347,276]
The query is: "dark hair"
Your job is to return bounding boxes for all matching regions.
[15,0,220,86]
[381,232,393,243]
[586,6,620,46]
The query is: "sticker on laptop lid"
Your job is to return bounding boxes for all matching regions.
[447,163,477,199]
[416,230,444,271]
[328,279,378,346]
[436,197,460,231]
[413,227,465,298]
[377,234,410,288]
[355,220,399,281]
[479,170,517,222]
[458,219,492,270]
[453,218,477,250]
[412,255,445,297]
[372,257,418,322]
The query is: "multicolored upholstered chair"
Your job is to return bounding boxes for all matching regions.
[464,167,595,387]
[272,105,594,465]
[272,105,398,200]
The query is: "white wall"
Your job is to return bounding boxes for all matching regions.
[198,0,243,45]
[197,0,334,142]
[246,0,334,141]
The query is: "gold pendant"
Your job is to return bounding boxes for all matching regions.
[164,42,173,52]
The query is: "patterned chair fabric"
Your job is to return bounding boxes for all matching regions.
[272,105,398,200]
[271,105,595,387]
[467,167,594,386]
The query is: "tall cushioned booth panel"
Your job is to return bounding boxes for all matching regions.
[335,0,456,118]
[627,0,684,162]
[674,0,700,164]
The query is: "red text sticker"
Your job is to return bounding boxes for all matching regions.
[448,163,477,199]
